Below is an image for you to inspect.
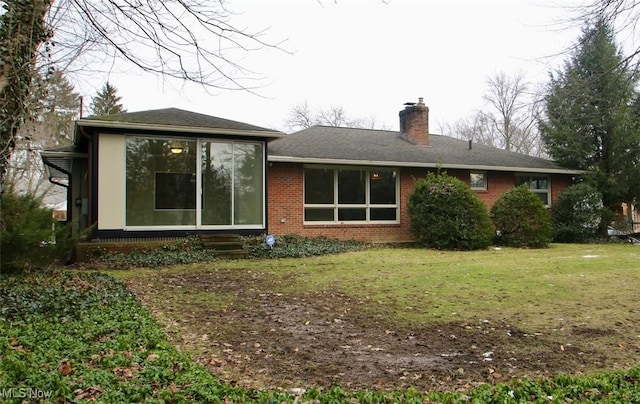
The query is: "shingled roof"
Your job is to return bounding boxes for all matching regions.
[268,126,581,174]
[77,108,283,138]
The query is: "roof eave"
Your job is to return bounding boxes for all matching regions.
[76,119,284,139]
[267,155,585,175]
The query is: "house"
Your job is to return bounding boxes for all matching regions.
[267,98,582,242]
[41,108,283,242]
[42,99,582,249]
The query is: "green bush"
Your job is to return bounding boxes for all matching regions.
[551,183,604,243]
[407,172,493,250]
[491,185,552,248]
[0,190,75,272]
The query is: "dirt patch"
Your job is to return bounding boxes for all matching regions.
[125,268,639,392]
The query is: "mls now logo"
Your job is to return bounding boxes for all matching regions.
[0,387,53,399]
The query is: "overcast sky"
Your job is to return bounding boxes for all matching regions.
[77,0,593,132]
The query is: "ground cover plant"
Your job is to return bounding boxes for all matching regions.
[0,269,291,403]
[85,235,369,269]
[113,243,640,401]
[2,244,640,403]
[243,234,370,259]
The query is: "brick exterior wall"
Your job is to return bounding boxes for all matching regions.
[267,163,574,243]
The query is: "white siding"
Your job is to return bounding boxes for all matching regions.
[97,134,125,229]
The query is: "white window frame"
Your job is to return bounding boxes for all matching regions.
[515,174,551,207]
[303,165,400,225]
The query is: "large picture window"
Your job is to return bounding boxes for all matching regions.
[126,138,197,226]
[304,167,399,223]
[125,136,264,228]
[516,175,550,206]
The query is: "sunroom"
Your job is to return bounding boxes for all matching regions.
[47,108,283,241]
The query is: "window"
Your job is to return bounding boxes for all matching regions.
[304,167,399,223]
[126,138,197,226]
[200,142,232,225]
[232,143,264,226]
[125,136,264,228]
[470,171,487,190]
[516,175,550,205]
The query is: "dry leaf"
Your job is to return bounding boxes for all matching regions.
[74,386,104,401]
[58,359,73,376]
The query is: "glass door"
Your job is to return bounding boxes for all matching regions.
[200,141,233,226]
[199,140,264,228]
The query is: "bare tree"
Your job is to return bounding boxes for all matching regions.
[349,115,389,130]
[47,1,287,90]
[443,72,545,157]
[0,0,287,186]
[284,100,314,131]
[481,71,539,152]
[441,113,494,147]
[285,101,390,132]
[316,105,349,127]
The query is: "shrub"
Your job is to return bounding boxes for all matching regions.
[491,185,552,248]
[551,183,604,243]
[0,190,75,272]
[407,172,493,250]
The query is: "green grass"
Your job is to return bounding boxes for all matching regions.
[2,244,640,403]
[116,243,639,330]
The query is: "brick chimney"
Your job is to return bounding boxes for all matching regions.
[399,97,429,146]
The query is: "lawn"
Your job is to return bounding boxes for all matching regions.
[114,243,640,394]
[2,243,640,403]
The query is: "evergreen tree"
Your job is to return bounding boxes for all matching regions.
[38,71,81,144]
[539,19,640,230]
[90,82,126,116]
[5,71,80,198]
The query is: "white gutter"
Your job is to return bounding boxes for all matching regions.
[77,120,284,139]
[267,155,585,175]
